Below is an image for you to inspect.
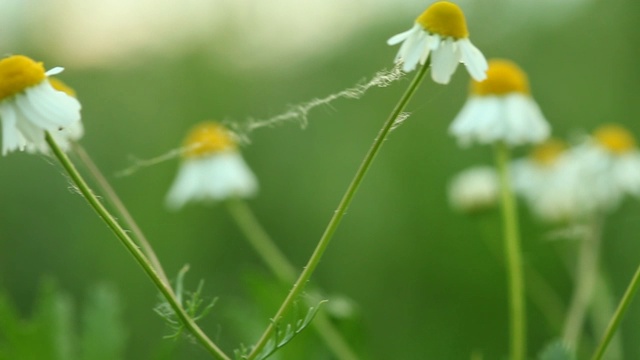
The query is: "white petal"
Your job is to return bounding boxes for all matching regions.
[165,152,258,210]
[0,102,26,155]
[458,38,488,81]
[165,160,202,210]
[45,67,64,76]
[430,38,460,84]
[387,24,419,45]
[403,31,428,73]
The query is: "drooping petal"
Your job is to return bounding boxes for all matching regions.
[430,38,460,84]
[458,38,488,81]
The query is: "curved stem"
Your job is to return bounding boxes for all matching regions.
[46,134,230,360]
[591,264,640,360]
[226,199,359,360]
[246,62,430,359]
[563,217,602,349]
[494,142,526,360]
[72,144,172,289]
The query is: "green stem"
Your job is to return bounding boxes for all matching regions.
[562,217,602,349]
[591,265,640,360]
[226,199,297,282]
[590,272,624,359]
[494,142,526,360]
[226,199,359,360]
[246,62,430,359]
[46,133,230,360]
[72,143,172,289]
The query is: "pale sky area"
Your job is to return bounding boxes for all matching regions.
[0,0,591,70]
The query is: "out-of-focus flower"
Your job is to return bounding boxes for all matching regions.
[591,124,640,198]
[512,139,585,223]
[165,122,258,210]
[449,59,549,147]
[0,55,81,155]
[514,126,640,223]
[387,1,487,83]
[448,166,499,213]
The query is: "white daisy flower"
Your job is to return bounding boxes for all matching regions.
[513,128,640,223]
[165,122,258,210]
[0,55,82,155]
[449,59,550,147]
[387,1,488,84]
[591,124,640,198]
[448,165,499,213]
[512,139,589,223]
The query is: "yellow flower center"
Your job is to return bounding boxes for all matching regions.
[416,1,469,39]
[183,122,237,158]
[593,124,636,154]
[471,59,530,96]
[530,139,566,166]
[48,78,77,97]
[0,55,47,101]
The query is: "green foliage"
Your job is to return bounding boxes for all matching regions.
[538,340,575,360]
[154,266,217,340]
[0,281,126,360]
[234,300,327,360]
[80,284,127,360]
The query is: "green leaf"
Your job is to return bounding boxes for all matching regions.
[80,284,127,360]
[253,300,328,360]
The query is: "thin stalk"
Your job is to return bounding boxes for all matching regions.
[476,217,565,333]
[226,199,359,360]
[246,62,430,359]
[72,143,172,288]
[591,265,640,360]
[562,217,602,349]
[590,272,624,359]
[226,199,297,282]
[46,133,230,360]
[494,142,526,360]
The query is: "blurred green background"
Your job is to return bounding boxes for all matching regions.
[1,0,639,359]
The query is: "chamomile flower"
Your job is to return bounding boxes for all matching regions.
[0,55,81,155]
[591,124,640,198]
[165,122,258,210]
[448,165,499,213]
[449,59,550,147]
[387,1,488,83]
[511,139,585,222]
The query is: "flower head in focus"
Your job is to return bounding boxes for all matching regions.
[449,59,550,147]
[387,1,487,84]
[448,165,499,213]
[0,55,82,155]
[165,122,258,210]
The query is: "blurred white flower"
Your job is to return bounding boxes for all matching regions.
[387,1,487,84]
[513,126,640,223]
[449,59,549,147]
[512,139,589,223]
[0,55,82,155]
[591,124,640,198]
[166,122,258,210]
[448,166,499,213]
